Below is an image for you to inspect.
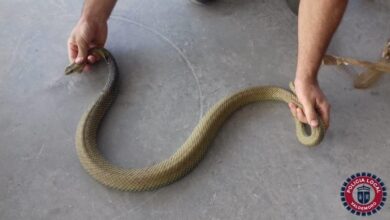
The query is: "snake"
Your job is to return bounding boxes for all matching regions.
[65,48,326,191]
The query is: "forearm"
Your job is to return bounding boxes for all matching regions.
[295,0,348,83]
[81,0,117,22]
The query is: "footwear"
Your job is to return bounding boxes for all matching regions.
[190,0,214,5]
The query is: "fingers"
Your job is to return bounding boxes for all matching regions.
[289,101,330,129]
[301,100,318,128]
[67,36,99,73]
[67,39,77,63]
[288,103,296,118]
[289,101,318,127]
[75,37,89,64]
[289,103,308,124]
[88,55,97,64]
[296,108,308,124]
[317,100,331,129]
[291,79,331,129]
[67,19,108,74]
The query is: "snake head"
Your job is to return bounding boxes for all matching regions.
[65,62,85,75]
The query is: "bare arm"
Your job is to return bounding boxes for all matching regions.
[67,0,117,70]
[289,0,348,128]
[81,0,117,23]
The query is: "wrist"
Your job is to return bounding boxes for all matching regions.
[294,73,318,86]
[80,14,107,24]
[80,0,116,24]
[295,59,321,86]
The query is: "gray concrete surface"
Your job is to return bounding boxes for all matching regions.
[1,0,390,219]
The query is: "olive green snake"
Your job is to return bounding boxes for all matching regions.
[65,48,325,191]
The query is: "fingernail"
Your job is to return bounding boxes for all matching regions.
[310,120,318,127]
[75,57,84,64]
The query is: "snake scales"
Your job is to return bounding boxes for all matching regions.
[65,48,325,191]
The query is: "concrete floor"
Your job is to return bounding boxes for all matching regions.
[1,0,390,219]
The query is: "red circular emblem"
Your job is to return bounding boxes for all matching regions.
[341,172,386,216]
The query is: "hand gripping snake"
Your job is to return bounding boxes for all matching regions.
[65,48,325,191]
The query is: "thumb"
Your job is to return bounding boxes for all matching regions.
[75,37,89,64]
[302,101,318,128]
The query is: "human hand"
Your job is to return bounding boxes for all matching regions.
[288,79,330,129]
[67,18,107,72]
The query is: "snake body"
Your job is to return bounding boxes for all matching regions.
[66,48,325,191]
